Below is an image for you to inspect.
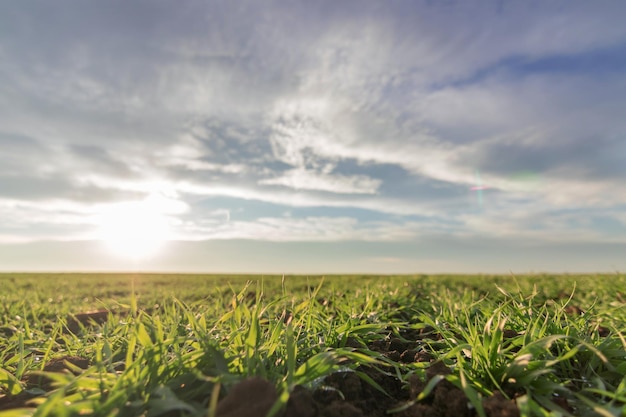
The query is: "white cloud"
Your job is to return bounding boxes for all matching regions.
[176,215,425,242]
[0,191,189,243]
[1,0,625,258]
[260,169,381,194]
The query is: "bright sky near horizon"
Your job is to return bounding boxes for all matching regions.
[1,1,625,273]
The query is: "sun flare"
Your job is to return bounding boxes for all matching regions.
[96,200,172,260]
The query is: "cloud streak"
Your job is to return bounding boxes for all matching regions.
[1,1,625,271]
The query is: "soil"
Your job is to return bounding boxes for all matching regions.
[215,328,520,417]
[214,377,279,417]
[23,355,91,389]
[0,331,521,417]
[215,363,519,417]
[65,309,111,334]
[0,355,90,410]
[1,323,523,416]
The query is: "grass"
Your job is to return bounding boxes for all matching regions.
[0,273,625,416]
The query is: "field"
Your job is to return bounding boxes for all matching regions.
[0,273,625,417]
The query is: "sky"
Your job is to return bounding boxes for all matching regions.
[1,1,625,274]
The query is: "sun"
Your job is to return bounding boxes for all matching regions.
[96,200,172,260]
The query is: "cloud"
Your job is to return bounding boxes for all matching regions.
[68,144,137,178]
[176,215,428,242]
[0,0,625,261]
[259,169,381,194]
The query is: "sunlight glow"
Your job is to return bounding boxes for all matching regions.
[96,199,173,260]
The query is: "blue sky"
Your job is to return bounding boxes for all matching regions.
[1,1,625,273]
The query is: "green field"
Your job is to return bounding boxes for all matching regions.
[1,273,625,417]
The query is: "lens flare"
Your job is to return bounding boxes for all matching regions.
[470,169,490,208]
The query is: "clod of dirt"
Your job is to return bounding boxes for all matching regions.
[215,377,278,417]
[502,329,519,339]
[1,356,91,411]
[551,394,574,413]
[369,335,433,365]
[324,372,363,401]
[284,385,317,417]
[0,325,18,337]
[42,356,90,373]
[66,310,110,333]
[401,379,471,417]
[0,391,36,411]
[320,401,363,417]
[564,305,584,316]
[23,355,90,390]
[399,349,419,363]
[482,392,520,417]
[344,337,363,349]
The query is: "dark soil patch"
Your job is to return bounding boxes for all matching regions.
[1,350,522,416]
[23,355,90,390]
[0,325,18,337]
[66,310,110,333]
[2,323,524,416]
[0,355,90,410]
[564,305,584,316]
[482,392,520,417]
[0,391,36,411]
[214,322,522,416]
[216,359,519,417]
[215,377,278,417]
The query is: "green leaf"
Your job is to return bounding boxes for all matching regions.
[0,367,22,396]
[0,409,37,417]
[294,351,340,385]
[453,356,486,417]
[136,323,153,348]
[354,370,389,398]
[417,374,446,401]
[146,386,198,417]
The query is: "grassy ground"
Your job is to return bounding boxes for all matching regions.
[0,273,625,416]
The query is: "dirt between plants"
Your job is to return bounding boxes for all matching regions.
[65,309,111,334]
[216,330,520,417]
[1,331,520,416]
[0,355,90,410]
[216,363,519,417]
